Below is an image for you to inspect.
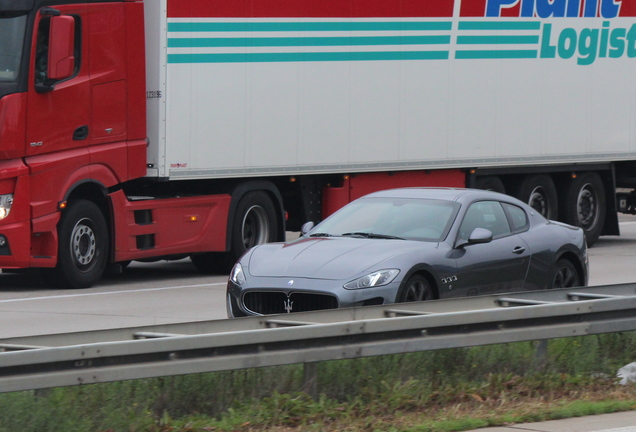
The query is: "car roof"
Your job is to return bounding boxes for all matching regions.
[361,187,510,203]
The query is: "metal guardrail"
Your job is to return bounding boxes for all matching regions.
[1,284,636,393]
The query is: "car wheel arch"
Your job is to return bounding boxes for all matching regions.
[552,251,585,288]
[396,266,440,302]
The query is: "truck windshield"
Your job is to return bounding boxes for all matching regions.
[0,13,27,83]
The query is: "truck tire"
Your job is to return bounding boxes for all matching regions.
[191,191,279,274]
[475,176,506,194]
[191,252,233,275]
[49,200,108,288]
[563,172,605,246]
[232,191,278,255]
[514,175,558,220]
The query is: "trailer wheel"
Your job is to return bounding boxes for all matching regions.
[563,172,605,246]
[50,200,108,288]
[396,274,434,303]
[549,259,580,289]
[515,175,558,220]
[475,176,506,194]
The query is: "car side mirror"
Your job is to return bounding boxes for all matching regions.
[301,221,315,235]
[457,227,493,248]
[467,228,493,244]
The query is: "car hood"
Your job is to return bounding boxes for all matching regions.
[247,237,438,280]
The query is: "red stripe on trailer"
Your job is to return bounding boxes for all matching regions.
[167,0,456,18]
[321,169,466,218]
[460,0,487,17]
[620,0,636,16]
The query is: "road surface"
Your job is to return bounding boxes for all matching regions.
[0,219,635,339]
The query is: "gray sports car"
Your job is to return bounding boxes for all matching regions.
[226,188,588,317]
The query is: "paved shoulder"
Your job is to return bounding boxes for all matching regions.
[466,411,636,432]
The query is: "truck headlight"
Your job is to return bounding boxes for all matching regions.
[229,262,246,286]
[0,194,14,220]
[344,269,399,290]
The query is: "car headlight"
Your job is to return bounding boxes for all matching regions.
[344,269,399,290]
[229,262,246,286]
[0,194,13,220]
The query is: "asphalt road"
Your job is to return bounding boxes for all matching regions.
[0,218,635,339]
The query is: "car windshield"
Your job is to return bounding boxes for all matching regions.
[310,197,460,242]
[0,13,27,83]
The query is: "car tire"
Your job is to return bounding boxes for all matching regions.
[396,274,435,302]
[563,172,605,247]
[515,174,558,220]
[549,259,580,289]
[47,200,108,289]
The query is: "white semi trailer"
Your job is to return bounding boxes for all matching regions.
[0,0,635,287]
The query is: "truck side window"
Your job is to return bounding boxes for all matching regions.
[34,18,50,85]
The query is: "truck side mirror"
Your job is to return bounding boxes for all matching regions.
[47,15,75,81]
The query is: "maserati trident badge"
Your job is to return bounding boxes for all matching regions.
[284,299,293,313]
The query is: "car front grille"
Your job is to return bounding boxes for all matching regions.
[243,291,338,315]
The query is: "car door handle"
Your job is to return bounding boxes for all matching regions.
[512,246,526,255]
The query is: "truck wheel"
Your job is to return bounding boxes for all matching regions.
[563,172,605,246]
[191,252,233,275]
[396,274,434,302]
[50,200,108,288]
[232,191,278,255]
[192,191,279,274]
[515,175,558,220]
[475,176,506,194]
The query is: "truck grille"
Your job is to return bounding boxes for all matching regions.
[243,291,338,315]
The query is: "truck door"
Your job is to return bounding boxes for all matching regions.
[26,6,90,156]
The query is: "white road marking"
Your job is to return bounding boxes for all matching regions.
[0,283,226,303]
[594,428,636,432]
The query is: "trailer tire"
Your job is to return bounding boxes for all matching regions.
[49,200,108,289]
[515,175,558,220]
[475,176,506,194]
[563,172,605,246]
[232,191,278,255]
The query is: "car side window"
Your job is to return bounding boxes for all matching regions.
[502,203,529,233]
[459,201,511,241]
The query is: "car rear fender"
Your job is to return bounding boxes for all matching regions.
[555,249,588,287]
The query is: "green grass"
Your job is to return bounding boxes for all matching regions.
[1,333,636,431]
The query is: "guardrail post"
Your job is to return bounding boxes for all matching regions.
[534,340,548,369]
[302,362,318,398]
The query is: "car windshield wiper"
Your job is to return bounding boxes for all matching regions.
[341,232,404,240]
[308,232,335,237]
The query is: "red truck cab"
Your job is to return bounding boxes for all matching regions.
[0,0,148,287]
